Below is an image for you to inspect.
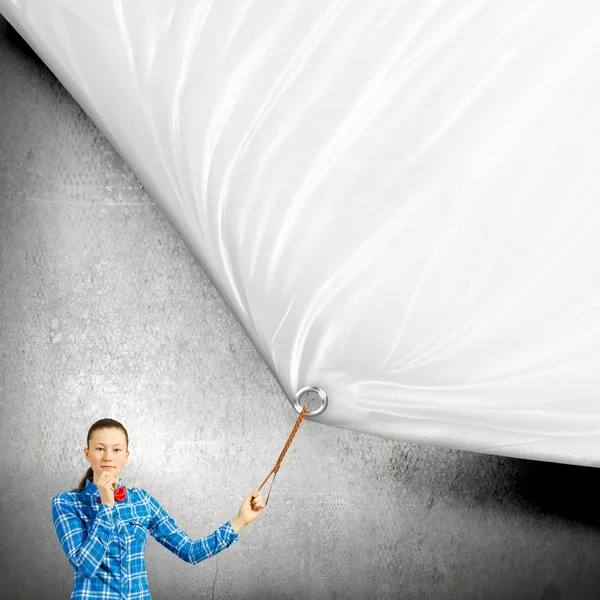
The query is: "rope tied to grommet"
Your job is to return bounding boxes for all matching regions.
[256,387,328,507]
[257,405,308,507]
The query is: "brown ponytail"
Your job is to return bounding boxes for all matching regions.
[77,418,129,492]
[77,467,94,491]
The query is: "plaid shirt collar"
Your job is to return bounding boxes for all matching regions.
[84,476,126,501]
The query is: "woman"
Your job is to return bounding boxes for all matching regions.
[52,418,265,599]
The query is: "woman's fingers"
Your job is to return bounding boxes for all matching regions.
[251,492,265,510]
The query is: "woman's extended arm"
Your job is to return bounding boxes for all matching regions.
[51,493,116,578]
[143,490,239,565]
[229,514,247,534]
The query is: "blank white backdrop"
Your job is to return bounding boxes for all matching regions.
[2,0,600,466]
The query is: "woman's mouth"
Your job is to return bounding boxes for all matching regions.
[102,466,114,469]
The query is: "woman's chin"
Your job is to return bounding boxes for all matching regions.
[98,467,118,476]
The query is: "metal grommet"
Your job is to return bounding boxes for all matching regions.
[293,386,328,417]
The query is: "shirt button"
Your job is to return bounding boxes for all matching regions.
[122,564,125,568]
[122,582,126,587]
[119,529,123,534]
[122,546,126,550]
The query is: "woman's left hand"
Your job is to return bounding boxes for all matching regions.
[237,491,266,526]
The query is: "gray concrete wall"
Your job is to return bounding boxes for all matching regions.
[1,16,599,600]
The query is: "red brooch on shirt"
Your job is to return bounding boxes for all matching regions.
[97,486,127,503]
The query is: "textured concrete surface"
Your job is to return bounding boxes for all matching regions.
[1,15,600,600]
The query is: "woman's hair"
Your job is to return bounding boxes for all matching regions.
[77,418,129,492]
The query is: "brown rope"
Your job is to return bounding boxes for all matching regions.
[257,405,308,506]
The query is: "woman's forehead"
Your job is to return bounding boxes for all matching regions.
[90,429,127,445]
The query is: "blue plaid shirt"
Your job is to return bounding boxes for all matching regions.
[51,478,239,599]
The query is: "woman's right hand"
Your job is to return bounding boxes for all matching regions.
[97,471,116,507]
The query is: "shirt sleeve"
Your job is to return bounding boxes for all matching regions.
[51,492,116,578]
[143,490,239,565]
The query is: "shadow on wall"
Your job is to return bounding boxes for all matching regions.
[513,459,600,528]
[1,16,45,67]
[389,443,600,529]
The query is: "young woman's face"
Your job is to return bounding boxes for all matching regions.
[84,428,130,484]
